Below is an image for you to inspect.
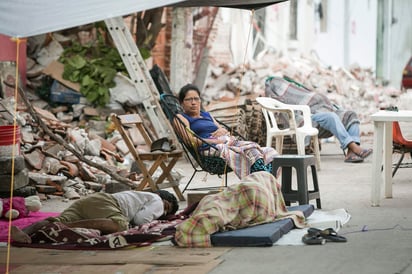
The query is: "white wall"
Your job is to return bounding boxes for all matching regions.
[313,0,377,69]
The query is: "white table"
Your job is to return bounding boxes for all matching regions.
[370,110,412,206]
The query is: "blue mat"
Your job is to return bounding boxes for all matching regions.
[210,204,314,247]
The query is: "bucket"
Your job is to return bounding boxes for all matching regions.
[0,125,21,156]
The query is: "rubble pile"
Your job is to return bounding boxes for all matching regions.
[201,52,408,143]
[0,32,162,200]
[0,94,151,200]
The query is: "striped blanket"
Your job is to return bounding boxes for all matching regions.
[216,138,278,179]
[174,171,307,247]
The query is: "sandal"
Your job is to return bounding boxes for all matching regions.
[308,228,347,243]
[344,153,363,163]
[357,148,373,159]
[302,233,326,245]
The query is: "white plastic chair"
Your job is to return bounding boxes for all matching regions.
[256,97,321,170]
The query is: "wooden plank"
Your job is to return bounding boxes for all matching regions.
[2,246,229,266]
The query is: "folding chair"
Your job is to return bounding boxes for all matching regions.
[110,113,185,201]
[392,121,412,177]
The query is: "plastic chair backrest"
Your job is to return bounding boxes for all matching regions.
[256,97,297,131]
[393,121,412,147]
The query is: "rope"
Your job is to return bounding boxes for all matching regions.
[4,36,25,274]
[220,9,256,185]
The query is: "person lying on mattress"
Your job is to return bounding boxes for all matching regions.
[11,190,178,244]
[173,171,307,247]
[176,83,278,179]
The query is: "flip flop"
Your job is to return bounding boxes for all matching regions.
[344,154,363,163]
[357,148,373,159]
[302,233,326,245]
[308,228,347,243]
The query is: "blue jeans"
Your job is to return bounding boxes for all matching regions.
[312,112,360,150]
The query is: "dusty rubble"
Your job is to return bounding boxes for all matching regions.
[202,52,410,140]
[0,90,150,200]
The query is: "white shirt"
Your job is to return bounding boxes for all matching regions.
[112,191,164,226]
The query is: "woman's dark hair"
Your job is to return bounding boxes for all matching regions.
[155,190,179,215]
[178,83,201,103]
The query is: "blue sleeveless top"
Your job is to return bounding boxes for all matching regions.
[181,111,218,139]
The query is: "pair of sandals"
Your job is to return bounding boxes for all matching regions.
[344,148,373,163]
[302,228,347,245]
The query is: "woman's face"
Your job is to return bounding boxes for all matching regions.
[181,90,201,116]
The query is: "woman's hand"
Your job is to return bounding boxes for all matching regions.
[211,127,229,138]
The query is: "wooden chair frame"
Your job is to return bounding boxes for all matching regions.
[111,113,185,201]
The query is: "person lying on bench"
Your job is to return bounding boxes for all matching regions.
[11,190,178,243]
[176,83,278,179]
[265,76,372,163]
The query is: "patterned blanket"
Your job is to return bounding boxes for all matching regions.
[0,211,59,243]
[12,218,186,250]
[174,171,307,247]
[217,138,278,179]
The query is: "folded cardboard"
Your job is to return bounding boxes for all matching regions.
[42,60,80,92]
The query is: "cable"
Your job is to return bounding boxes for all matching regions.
[341,224,412,236]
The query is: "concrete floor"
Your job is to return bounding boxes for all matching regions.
[38,131,412,274]
[206,139,412,274]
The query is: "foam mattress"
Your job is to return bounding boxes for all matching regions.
[210,204,314,247]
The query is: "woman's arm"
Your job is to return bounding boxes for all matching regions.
[175,114,226,145]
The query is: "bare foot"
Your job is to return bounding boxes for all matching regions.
[11,226,32,243]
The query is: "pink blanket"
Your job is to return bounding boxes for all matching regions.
[0,211,59,242]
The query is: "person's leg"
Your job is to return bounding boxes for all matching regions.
[56,193,129,232]
[312,112,371,160]
[12,193,128,243]
[312,112,356,150]
[11,220,50,243]
[346,122,361,144]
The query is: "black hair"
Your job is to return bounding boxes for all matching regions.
[155,190,179,215]
[178,83,201,103]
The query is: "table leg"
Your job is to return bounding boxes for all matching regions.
[383,122,393,198]
[371,121,384,206]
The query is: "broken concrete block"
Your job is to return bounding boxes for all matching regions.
[84,138,101,156]
[24,148,45,170]
[0,169,29,191]
[104,180,131,193]
[28,172,67,185]
[83,181,103,192]
[0,155,26,174]
[63,186,80,200]
[41,156,68,175]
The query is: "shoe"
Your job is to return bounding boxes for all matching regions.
[357,148,373,159]
[151,137,173,152]
[302,233,326,245]
[344,153,363,163]
[308,228,347,242]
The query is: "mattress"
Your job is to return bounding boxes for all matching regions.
[210,204,314,247]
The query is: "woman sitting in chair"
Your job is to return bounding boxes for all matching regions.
[176,83,278,179]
